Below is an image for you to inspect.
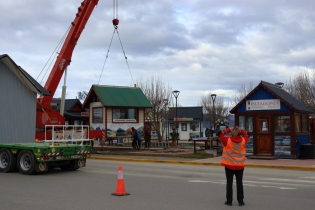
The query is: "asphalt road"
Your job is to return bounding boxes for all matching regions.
[0,160,314,210]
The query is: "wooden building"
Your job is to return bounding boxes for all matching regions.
[230,81,313,159]
[82,85,152,139]
[0,54,49,143]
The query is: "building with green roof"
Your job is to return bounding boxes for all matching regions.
[83,85,152,139]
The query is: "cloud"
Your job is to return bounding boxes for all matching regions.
[1,0,315,107]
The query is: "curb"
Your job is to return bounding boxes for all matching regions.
[89,156,315,171]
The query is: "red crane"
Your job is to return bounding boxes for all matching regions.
[36,0,99,129]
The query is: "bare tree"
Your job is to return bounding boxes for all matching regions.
[233,81,254,106]
[137,76,173,142]
[285,69,315,113]
[200,94,230,126]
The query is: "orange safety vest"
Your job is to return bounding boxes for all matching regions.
[221,137,246,167]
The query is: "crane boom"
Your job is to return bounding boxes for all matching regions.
[36,0,99,129]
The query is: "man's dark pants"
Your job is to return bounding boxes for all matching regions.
[225,167,244,204]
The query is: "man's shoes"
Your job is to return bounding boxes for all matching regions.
[239,202,245,206]
[225,202,232,206]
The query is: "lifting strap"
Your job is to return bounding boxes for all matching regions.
[98,0,134,85]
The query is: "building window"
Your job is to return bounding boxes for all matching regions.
[170,123,178,130]
[259,118,269,132]
[295,115,301,132]
[181,123,187,131]
[274,116,290,132]
[190,122,199,131]
[113,108,137,122]
[74,120,81,130]
[92,107,103,123]
[239,116,253,132]
[302,115,308,132]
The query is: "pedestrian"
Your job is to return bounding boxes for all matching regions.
[170,127,178,149]
[144,129,151,149]
[209,126,214,137]
[214,124,221,136]
[217,125,249,206]
[131,127,140,150]
[205,127,210,138]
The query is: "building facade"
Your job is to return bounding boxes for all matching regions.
[230,81,313,159]
[83,85,152,139]
[0,54,49,143]
[167,106,204,140]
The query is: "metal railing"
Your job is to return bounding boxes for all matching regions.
[42,125,92,147]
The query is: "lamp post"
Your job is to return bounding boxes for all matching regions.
[211,94,217,130]
[163,99,168,147]
[172,90,180,145]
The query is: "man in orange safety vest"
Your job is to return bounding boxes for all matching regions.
[218,125,249,206]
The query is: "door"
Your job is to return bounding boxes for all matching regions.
[255,115,272,155]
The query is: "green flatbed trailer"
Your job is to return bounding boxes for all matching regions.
[0,142,91,175]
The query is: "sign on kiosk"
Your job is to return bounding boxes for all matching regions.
[246,99,280,111]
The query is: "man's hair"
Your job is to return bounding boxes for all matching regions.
[231,126,241,137]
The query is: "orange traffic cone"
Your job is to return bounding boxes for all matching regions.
[112,165,130,196]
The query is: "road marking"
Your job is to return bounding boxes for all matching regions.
[299,177,315,179]
[188,180,209,183]
[188,180,225,184]
[188,180,297,190]
[280,187,297,189]
[244,180,314,187]
[262,186,296,190]
[243,184,256,187]
[262,178,315,183]
[262,185,279,188]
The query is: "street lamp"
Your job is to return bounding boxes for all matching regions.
[211,94,217,130]
[163,99,168,147]
[172,90,180,145]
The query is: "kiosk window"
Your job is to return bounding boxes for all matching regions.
[170,123,178,129]
[113,108,137,122]
[92,107,103,123]
[275,116,290,132]
[295,115,301,132]
[190,122,199,131]
[302,115,308,132]
[259,118,268,132]
[181,123,187,131]
[239,116,253,132]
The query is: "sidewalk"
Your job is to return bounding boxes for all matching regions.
[89,146,315,171]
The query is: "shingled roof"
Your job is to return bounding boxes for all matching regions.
[230,80,314,114]
[51,98,87,118]
[0,54,50,96]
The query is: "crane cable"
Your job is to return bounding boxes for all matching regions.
[98,29,115,84]
[98,0,134,85]
[37,25,71,85]
[115,27,135,85]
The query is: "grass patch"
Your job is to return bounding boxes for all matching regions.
[91,147,217,159]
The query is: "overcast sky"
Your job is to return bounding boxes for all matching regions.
[1,0,315,106]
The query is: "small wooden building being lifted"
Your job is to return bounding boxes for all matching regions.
[230,81,313,159]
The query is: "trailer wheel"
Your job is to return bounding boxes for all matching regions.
[0,148,17,173]
[17,150,36,175]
